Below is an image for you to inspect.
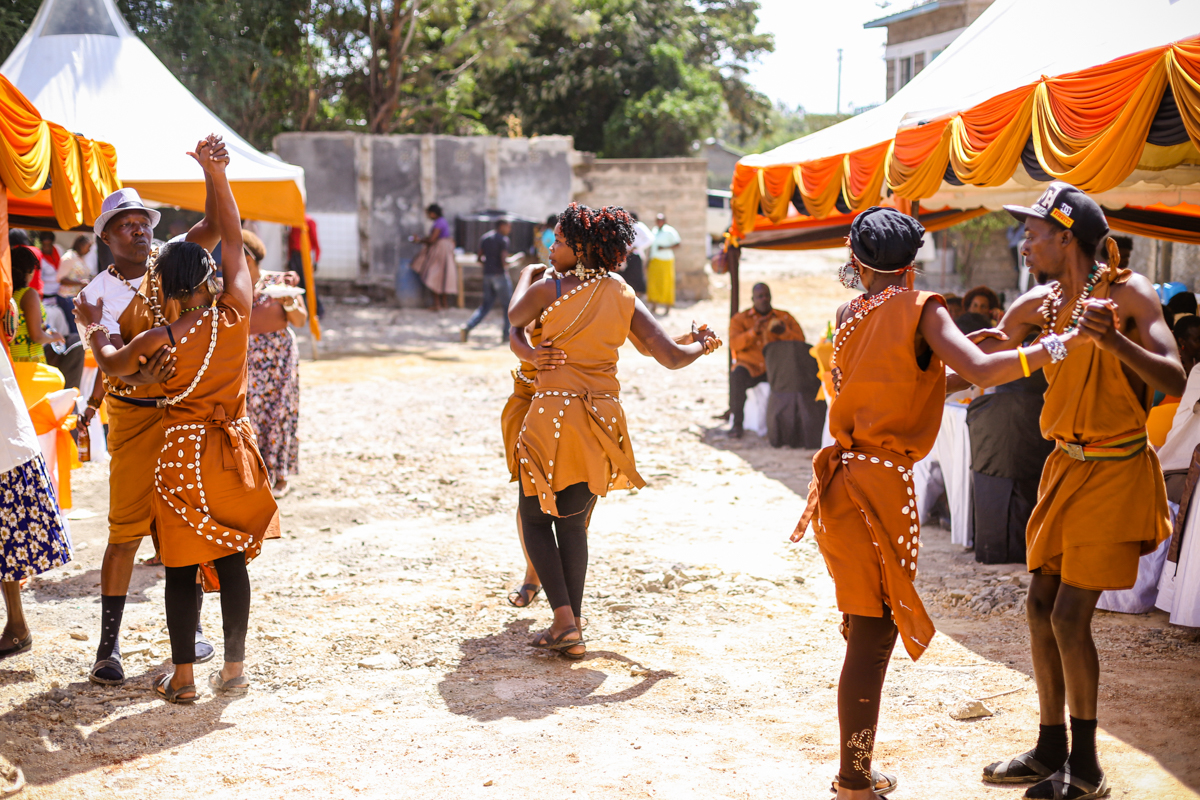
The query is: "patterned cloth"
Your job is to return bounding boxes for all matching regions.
[246,274,301,484]
[11,287,47,363]
[1,455,71,581]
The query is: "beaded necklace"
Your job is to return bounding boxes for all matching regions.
[163,308,219,406]
[830,284,910,396]
[1039,265,1103,333]
[103,251,167,396]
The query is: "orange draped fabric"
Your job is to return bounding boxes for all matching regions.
[730,36,1200,243]
[0,75,120,231]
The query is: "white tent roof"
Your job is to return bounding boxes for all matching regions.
[0,0,307,223]
[740,0,1200,208]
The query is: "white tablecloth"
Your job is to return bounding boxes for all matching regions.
[913,403,973,547]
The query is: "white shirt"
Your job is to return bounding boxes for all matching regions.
[631,221,654,262]
[1158,366,1200,472]
[40,249,60,295]
[0,347,40,475]
[77,269,142,338]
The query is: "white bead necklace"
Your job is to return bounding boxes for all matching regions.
[164,308,219,406]
[829,284,909,396]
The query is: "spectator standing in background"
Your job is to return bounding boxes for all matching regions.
[10,230,43,295]
[57,235,95,299]
[10,247,63,363]
[646,213,681,315]
[288,214,323,318]
[409,203,457,312]
[727,283,805,438]
[536,214,557,266]
[622,211,651,297]
[1174,314,1200,376]
[461,220,514,344]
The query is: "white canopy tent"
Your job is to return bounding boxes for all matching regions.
[1,0,308,225]
[1,0,321,343]
[737,0,1200,226]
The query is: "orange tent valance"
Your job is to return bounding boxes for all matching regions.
[731,36,1200,243]
[0,74,120,337]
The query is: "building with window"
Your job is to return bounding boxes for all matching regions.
[866,0,996,99]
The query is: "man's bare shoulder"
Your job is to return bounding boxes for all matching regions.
[1110,270,1161,310]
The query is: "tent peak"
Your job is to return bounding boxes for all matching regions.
[33,0,127,38]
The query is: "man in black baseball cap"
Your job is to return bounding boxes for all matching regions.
[971,181,1185,799]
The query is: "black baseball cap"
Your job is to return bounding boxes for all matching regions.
[1004,181,1109,244]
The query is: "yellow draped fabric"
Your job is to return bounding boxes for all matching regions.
[730,36,1200,242]
[0,75,120,231]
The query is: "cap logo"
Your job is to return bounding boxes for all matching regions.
[1050,207,1074,228]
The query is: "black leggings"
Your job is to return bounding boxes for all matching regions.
[838,607,899,790]
[519,483,596,619]
[164,553,251,665]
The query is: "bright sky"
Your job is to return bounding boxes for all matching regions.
[746,0,891,114]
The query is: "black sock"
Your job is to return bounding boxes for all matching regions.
[1033,722,1068,771]
[1067,717,1101,783]
[195,584,204,634]
[95,595,125,662]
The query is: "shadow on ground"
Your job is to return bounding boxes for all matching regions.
[706,426,1200,794]
[437,619,674,722]
[0,664,240,788]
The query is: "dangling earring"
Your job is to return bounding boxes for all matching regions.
[838,260,861,289]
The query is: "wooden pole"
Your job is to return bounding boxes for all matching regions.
[727,243,740,373]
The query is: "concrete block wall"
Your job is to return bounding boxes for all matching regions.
[275,132,580,283]
[573,157,710,302]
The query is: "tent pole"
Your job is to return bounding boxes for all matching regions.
[299,223,320,360]
[0,185,11,362]
[728,243,740,374]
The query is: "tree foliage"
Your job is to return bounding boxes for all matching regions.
[0,0,46,67]
[475,0,773,157]
[0,0,774,157]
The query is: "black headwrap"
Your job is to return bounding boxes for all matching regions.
[849,207,925,272]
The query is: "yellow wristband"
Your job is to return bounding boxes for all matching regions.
[1017,346,1031,378]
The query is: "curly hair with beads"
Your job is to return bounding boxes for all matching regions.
[558,202,635,273]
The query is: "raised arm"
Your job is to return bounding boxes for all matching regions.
[190,140,249,311]
[920,299,1089,388]
[183,135,228,251]
[74,297,171,377]
[628,298,719,369]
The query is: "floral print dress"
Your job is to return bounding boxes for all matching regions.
[1,350,70,581]
[246,273,301,484]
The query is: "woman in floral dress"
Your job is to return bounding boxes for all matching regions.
[1,341,72,661]
[243,230,306,498]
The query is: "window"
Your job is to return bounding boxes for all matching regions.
[898,57,914,92]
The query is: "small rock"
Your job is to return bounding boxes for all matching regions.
[68,632,88,641]
[679,582,704,594]
[358,653,400,670]
[630,665,650,676]
[950,700,994,720]
[606,603,633,612]
[483,780,494,787]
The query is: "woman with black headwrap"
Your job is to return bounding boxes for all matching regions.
[793,207,1104,799]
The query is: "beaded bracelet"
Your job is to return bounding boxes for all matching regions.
[82,322,108,346]
[1042,332,1068,363]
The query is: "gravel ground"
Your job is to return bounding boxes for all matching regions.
[2,249,1198,799]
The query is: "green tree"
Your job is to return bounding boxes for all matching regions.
[475,0,773,157]
[0,0,47,66]
[117,0,310,150]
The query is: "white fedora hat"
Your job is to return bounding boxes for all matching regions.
[93,188,161,237]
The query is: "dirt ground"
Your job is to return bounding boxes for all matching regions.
[3,248,1199,799]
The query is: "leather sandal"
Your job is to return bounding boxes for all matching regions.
[1025,766,1110,800]
[507,584,541,608]
[153,673,197,705]
[0,632,31,661]
[89,652,125,686]
[984,750,1057,784]
[830,769,898,796]
[208,670,250,695]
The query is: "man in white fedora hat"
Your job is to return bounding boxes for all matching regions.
[77,134,228,686]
